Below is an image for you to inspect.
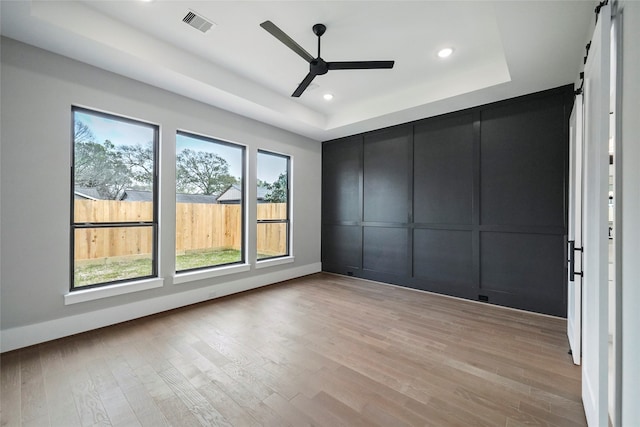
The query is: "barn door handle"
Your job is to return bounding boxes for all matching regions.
[569,240,575,281]
[568,240,583,281]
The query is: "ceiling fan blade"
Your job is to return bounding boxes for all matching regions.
[260,21,314,63]
[292,73,316,97]
[328,60,395,70]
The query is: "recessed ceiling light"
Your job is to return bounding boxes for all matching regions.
[437,47,454,59]
[323,93,334,101]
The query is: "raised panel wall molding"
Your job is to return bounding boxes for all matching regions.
[322,85,573,317]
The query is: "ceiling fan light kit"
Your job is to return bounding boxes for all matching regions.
[260,21,395,97]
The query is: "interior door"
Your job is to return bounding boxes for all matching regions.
[567,94,583,366]
[581,3,610,425]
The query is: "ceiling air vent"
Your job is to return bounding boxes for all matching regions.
[182,10,215,33]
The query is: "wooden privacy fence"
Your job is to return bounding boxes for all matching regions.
[74,200,287,260]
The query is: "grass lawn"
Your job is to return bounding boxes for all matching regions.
[74,258,153,288]
[176,248,242,271]
[74,249,243,288]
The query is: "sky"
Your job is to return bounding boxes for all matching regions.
[75,110,286,184]
[177,134,287,183]
[257,151,287,184]
[75,110,153,149]
[176,133,244,180]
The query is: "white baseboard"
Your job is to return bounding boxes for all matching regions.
[0,262,321,353]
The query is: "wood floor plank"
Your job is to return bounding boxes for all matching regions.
[99,387,142,427]
[262,392,315,426]
[37,343,66,378]
[196,382,254,424]
[119,384,170,427]
[220,363,274,402]
[166,354,212,390]
[310,391,371,427]
[518,400,587,427]
[155,395,202,427]
[361,394,423,427]
[190,340,232,369]
[202,363,263,410]
[1,352,22,427]
[43,369,83,427]
[131,364,174,402]
[69,373,110,426]
[0,273,586,426]
[290,392,346,426]
[157,367,232,427]
[426,395,501,427]
[19,349,48,424]
[301,366,373,411]
[239,400,288,427]
[21,414,49,427]
[331,364,411,406]
[246,359,314,401]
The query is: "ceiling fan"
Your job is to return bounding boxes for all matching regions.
[260,21,395,98]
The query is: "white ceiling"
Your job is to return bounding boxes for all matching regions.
[1,1,594,141]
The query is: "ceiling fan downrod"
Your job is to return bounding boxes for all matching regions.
[313,23,326,58]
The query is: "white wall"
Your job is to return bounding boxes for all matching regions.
[619,2,640,425]
[0,37,322,351]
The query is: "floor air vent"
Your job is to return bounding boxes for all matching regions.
[478,295,489,302]
[182,10,215,33]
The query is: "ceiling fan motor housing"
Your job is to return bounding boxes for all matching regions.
[311,58,329,75]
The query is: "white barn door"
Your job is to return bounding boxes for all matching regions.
[567,93,583,366]
[581,3,610,425]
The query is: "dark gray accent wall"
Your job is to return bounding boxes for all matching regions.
[322,85,573,317]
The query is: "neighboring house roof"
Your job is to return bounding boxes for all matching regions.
[176,193,218,204]
[120,190,153,202]
[75,188,218,204]
[123,189,218,204]
[216,185,242,203]
[216,185,269,203]
[74,187,103,200]
[257,186,269,200]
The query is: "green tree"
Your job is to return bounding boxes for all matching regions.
[75,139,130,200]
[74,121,132,200]
[176,149,236,195]
[74,120,93,144]
[264,172,288,203]
[119,144,154,190]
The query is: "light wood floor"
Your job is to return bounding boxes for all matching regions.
[1,273,586,426]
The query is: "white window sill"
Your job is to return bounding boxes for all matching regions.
[255,255,295,269]
[173,263,251,285]
[65,277,164,305]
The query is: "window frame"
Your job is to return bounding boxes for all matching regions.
[70,106,159,291]
[256,149,291,261]
[174,130,246,274]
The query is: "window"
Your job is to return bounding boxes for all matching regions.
[71,107,158,289]
[257,150,290,260]
[175,131,245,272]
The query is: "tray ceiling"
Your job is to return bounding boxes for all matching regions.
[1,1,594,141]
